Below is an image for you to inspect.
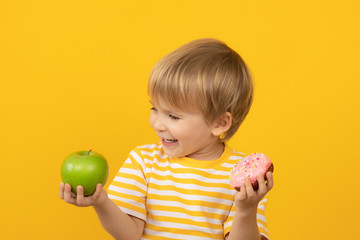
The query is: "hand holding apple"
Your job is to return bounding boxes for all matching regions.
[61,150,109,196]
[59,181,108,207]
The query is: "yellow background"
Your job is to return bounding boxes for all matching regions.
[1,0,359,239]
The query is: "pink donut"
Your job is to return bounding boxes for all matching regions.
[230,153,274,191]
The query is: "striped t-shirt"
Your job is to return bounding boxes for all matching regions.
[108,143,269,240]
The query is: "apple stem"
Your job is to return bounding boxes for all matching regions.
[87,149,92,155]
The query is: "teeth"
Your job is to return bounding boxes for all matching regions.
[164,139,177,143]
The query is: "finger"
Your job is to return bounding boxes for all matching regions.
[245,177,255,199]
[257,174,267,194]
[76,186,86,206]
[236,183,247,201]
[92,184,103,199]
[59,182,65,199]
[266,171,274,191]
[63,183,76,204]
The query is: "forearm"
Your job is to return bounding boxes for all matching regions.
[93,197,143,240]
[226,209,261,240]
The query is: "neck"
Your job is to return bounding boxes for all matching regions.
[186,141,225,160]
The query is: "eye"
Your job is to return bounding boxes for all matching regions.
[169,114,180,120]
[150,107,157,112]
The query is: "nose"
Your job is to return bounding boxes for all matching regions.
[150,113,166,132]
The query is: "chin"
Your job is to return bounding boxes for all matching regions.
[164,150,183,158]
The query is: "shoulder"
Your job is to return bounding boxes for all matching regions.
[133,142,166,157]
[136,142,163,152]
[225,144,245,164]
[127,142,167,166]
[120,143,164,173]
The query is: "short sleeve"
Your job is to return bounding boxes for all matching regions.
[224,194,270,239]
[107,148,148,221]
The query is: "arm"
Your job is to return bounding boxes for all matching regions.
[60,183,144,240]
[226,171,273,240]
[93,195,145,240]
[225,208,261,240]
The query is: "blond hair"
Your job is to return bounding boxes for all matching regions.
[148,38,253,141]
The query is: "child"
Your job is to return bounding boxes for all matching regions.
[59,38,274,240]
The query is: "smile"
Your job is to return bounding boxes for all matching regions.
[163,139,178,143]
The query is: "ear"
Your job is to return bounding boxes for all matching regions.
[211,112,232,137]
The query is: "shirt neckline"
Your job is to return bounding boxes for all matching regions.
[168,143,233,168]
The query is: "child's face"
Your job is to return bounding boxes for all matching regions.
[149,99,223,160]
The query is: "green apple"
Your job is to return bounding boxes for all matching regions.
[61,150,109,196]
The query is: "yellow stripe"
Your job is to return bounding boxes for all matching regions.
[117,162,142,173]
[257,208,265,216]
[108,189,144,204]
[216,165,236,171]
[258,225,269,234]
[114,172,145,184]
[144,162,153,169]
[110,181,146,195]
[109,197,145,216]
[257,217,267,229]
[150,171,233,189]
[137,145,162,152]
[145,223,223,240]
[224,225,231,236]
[149,182,234,201]
[147,193,231,211]
[127,154,145,173]
[147,213,222,230]
[142,233,183,240]
[151,164,231,179]
[147,204,227,220]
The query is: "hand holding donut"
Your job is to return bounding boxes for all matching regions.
[230,153,274,211]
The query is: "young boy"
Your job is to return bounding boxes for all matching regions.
[59,38,274,240]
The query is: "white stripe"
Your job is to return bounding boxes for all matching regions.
[143,228,220,240]
[148,188,233,205]
[147,218,223,233]
[232,150,245,155]
[149,160,232,176]
[260,233,269,239]
[141,150,167,159]
[258,204,265,210]
[229,155,244,160]
[221,163,237,168]
[118,167,144,178]
[113,204,146,221]
[108,185,145,201]
[138,143,159,150]
[151,167,231,183]
[147,199,230,218]
[259,198,268,205]
[257,222,269,233]
[257,213,267,222]
[148,209,223,225]
[150,177,234,195]
[228,210,235,217]
[130,150,146,172]
[175,166,232,176]
[224,220,232,229]
[113,176,147,191]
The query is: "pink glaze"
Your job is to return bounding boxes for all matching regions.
[230,153,271,189]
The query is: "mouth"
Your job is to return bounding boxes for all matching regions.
[162,138,178,144]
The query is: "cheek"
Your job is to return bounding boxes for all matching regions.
[173,124,197,141]
[187,123,213,139]
[149,112,155,128]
